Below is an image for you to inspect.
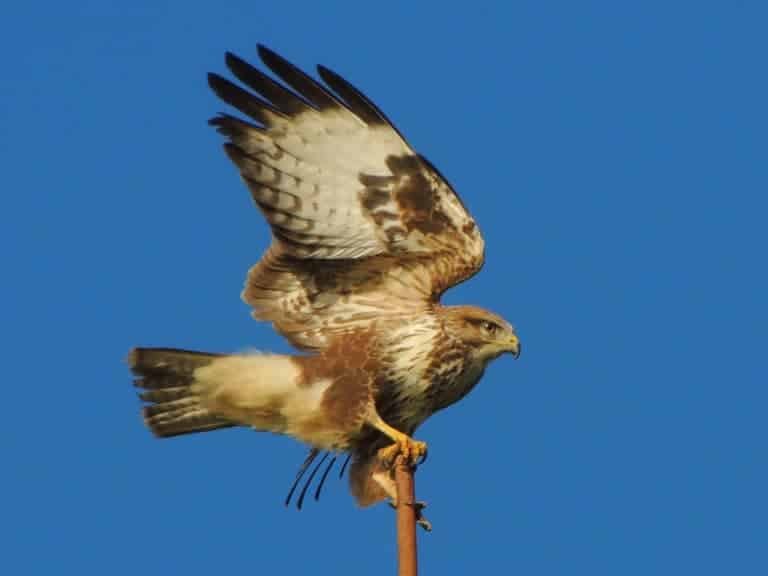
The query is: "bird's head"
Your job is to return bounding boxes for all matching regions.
[443,305,520,363]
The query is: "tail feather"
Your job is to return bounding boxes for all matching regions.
[129,347,236,438]
[138,387,190,403]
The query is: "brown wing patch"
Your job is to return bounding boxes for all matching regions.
[387,154,450,236]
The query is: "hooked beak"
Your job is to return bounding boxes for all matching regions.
[507,334,521,359]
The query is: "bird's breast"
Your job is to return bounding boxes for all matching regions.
[427,361,485,413]
[374,324,483,432]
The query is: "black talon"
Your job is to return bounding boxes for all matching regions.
[389,500,432,532]
[413,501,432,532]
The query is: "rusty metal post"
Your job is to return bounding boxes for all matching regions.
[394,456,418,576]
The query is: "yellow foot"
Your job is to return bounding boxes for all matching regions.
[377,437,428,467]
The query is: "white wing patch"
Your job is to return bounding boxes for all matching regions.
[229,109,409,260]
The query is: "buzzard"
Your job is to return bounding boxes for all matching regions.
[130,45,520,520]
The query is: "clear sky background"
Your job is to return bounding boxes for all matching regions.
[3,1,766,574]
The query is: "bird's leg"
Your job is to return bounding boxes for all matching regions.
[367,412,427,466]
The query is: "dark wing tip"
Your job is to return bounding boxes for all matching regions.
[207,114,263,141]
[221,48,311,116]
[255,43,270,56]
[223,51,256,81]
[316,65,386,126]
[256,43,278,64]
[316,63,410,147]
[211,44,407,141]
[207,72,280,126]
[257,44,341,112]
[206,72,229,96]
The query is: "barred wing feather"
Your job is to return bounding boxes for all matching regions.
[209,45,484,350]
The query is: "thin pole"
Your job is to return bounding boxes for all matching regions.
[394,456,418,576]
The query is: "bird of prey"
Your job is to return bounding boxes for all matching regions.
[129,45,520,520]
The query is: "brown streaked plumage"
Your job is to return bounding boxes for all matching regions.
[129,45,520,523]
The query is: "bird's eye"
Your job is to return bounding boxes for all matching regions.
[480,321,499,335]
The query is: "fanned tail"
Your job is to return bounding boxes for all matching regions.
[129,348,236,437]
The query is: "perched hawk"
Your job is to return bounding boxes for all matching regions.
[130,45,520,520]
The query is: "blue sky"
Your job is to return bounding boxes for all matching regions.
[3,1,766,574]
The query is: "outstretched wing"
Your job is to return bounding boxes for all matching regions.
[209,45,484,349]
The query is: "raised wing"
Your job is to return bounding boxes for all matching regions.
[209,45,484,349]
